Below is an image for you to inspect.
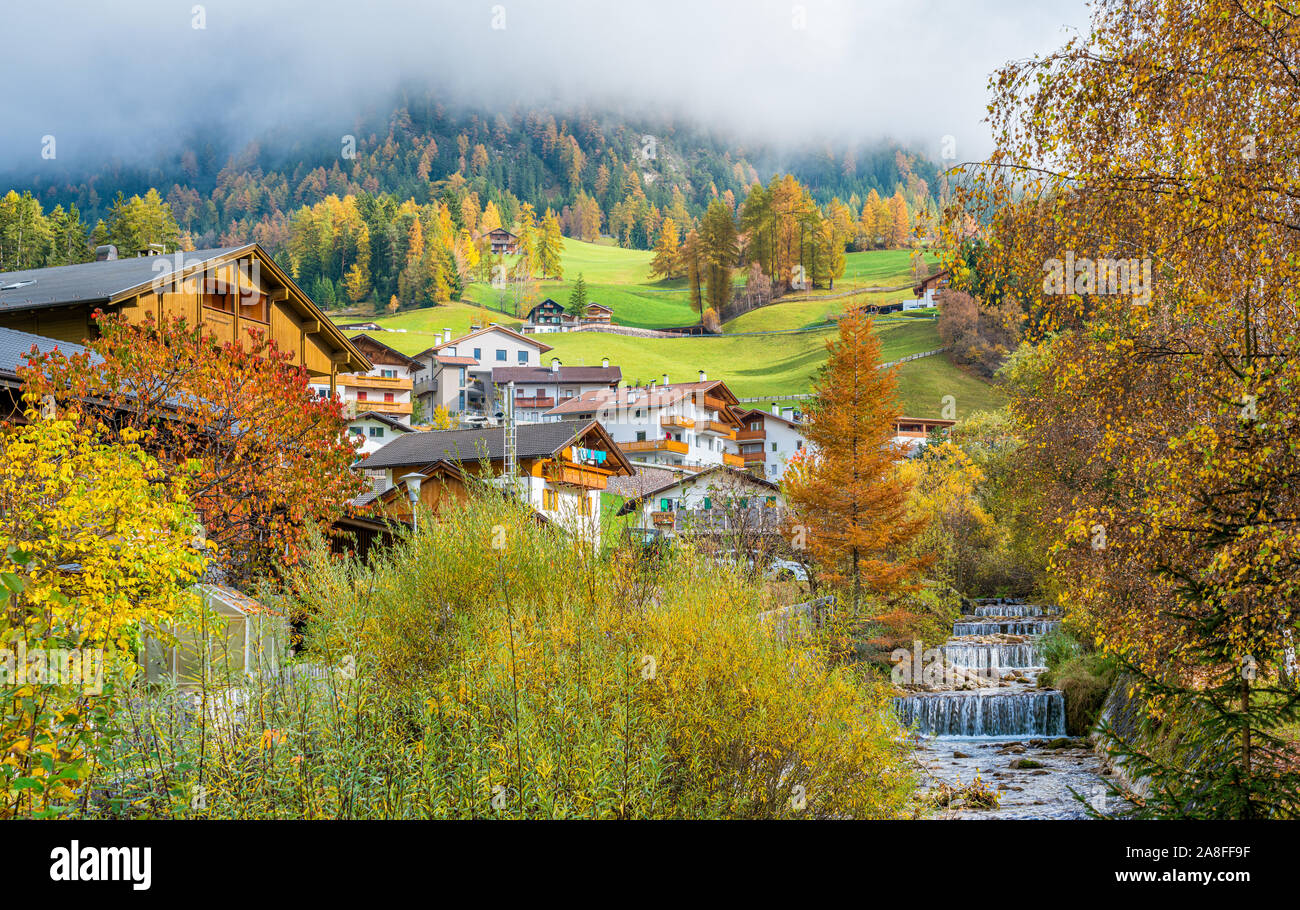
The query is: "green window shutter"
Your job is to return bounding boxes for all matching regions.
[660,498,671,511]
[739,498,748,508]
[703,497,712,510]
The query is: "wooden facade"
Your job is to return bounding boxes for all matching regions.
[0,245,369,392]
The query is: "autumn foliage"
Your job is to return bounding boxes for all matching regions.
[20,315,363,585]
[784,309,928,611]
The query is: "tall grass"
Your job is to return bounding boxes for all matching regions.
[78,490,914,819]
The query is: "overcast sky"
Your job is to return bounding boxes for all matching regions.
[0,0,1092,172]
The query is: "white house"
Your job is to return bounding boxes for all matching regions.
[348,409,416,456]
[355,419,634,543]
[733,404,810,480]
[493,357,622,423]
[614,465,784,537]
[544,372,745,471]
[410,324,554,420]
[310,333,421,424]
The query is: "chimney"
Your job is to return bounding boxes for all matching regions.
[551,358,561,373]
[601,357,610,369]
[661,373,669,387]
[771,401,781,415]
[94,245,118,261]
[698,369,706,382]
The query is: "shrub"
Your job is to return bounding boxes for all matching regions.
[87,489,915,819]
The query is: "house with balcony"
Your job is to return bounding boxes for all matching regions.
[482,227,520,255]
[893,415,956,456]
[614,465,784,538]
[310,333,420,424]
[522,298,574,334]
[544,371,745,471]
[492,357,621,423]
[354,419,633,541]
[0,244,370,415]
[410,324,554,420]
[733,403,810,480]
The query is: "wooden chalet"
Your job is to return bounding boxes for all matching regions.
[0,244,369,397]
[484,228,519,255]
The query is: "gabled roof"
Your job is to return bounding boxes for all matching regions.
[350,410,416,433]
[0,247,246,311]
[0,327,89,382]
[0,243,370,372]
[545,379,740,419]
[429,323,553,355]
[615,465,780,514]
[491,365,622,385]
[735,406,806,429]
[347,334,423,368]
[584,303,613,313]
[356,418,634,475]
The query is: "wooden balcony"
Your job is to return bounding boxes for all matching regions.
[342,374,413,391]
[742,450,766,464]
[543,460,610,490]
[735,428,766,441]
[622,438,689,455]
[661,415,695,430]
[350,400,412,417]
[700,420,736,438]
[722,452,745,468]
[514,396,556,409]
[703,395,731,412]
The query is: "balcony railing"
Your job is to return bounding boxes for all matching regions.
[700,420,736,439]
[349,400,413,417]
[722,452,745,468]
[742,450,766,464]
[342,374,413,391]
[622,438,689,455]
[661,415,695,430]
[649,507,785,533]
[513,396,556,409]
[543,460,610,490]
[735,428,766,442]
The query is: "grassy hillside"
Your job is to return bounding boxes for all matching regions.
[336,242,1000,420]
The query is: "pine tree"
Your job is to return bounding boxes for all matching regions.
[567,272,589,317]
[536,210,564,279]
[700,199,737,316]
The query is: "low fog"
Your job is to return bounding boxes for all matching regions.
[0,0,1090,171]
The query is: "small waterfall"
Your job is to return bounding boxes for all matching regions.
[942,642,1042,670]
[894,690,1066,737]
[973,604,1058,618]
[952,620,1061,637]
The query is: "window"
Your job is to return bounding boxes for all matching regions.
[384,392,394,403]
[496,349,507,361]
[636,431,647,442]
[702,497,712,510]
[771,442,777,452]
[381,369,397,378]
[458,392,465,411]
[765,496,776,507]
[518,350,528,364]
[357,391,368,402]
[459,368,466,385]
[543,488,558,511]
[202,289,235,313]
[660,498,672,512]
[473,348,481,360]
[739,498,749,508]
[796,440,803,450]
[368,427,384,439]
[239,293,268,322]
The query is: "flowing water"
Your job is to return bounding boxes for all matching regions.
[894,597,1108,818]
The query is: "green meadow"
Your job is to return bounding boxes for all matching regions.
[340,240,1001,419]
